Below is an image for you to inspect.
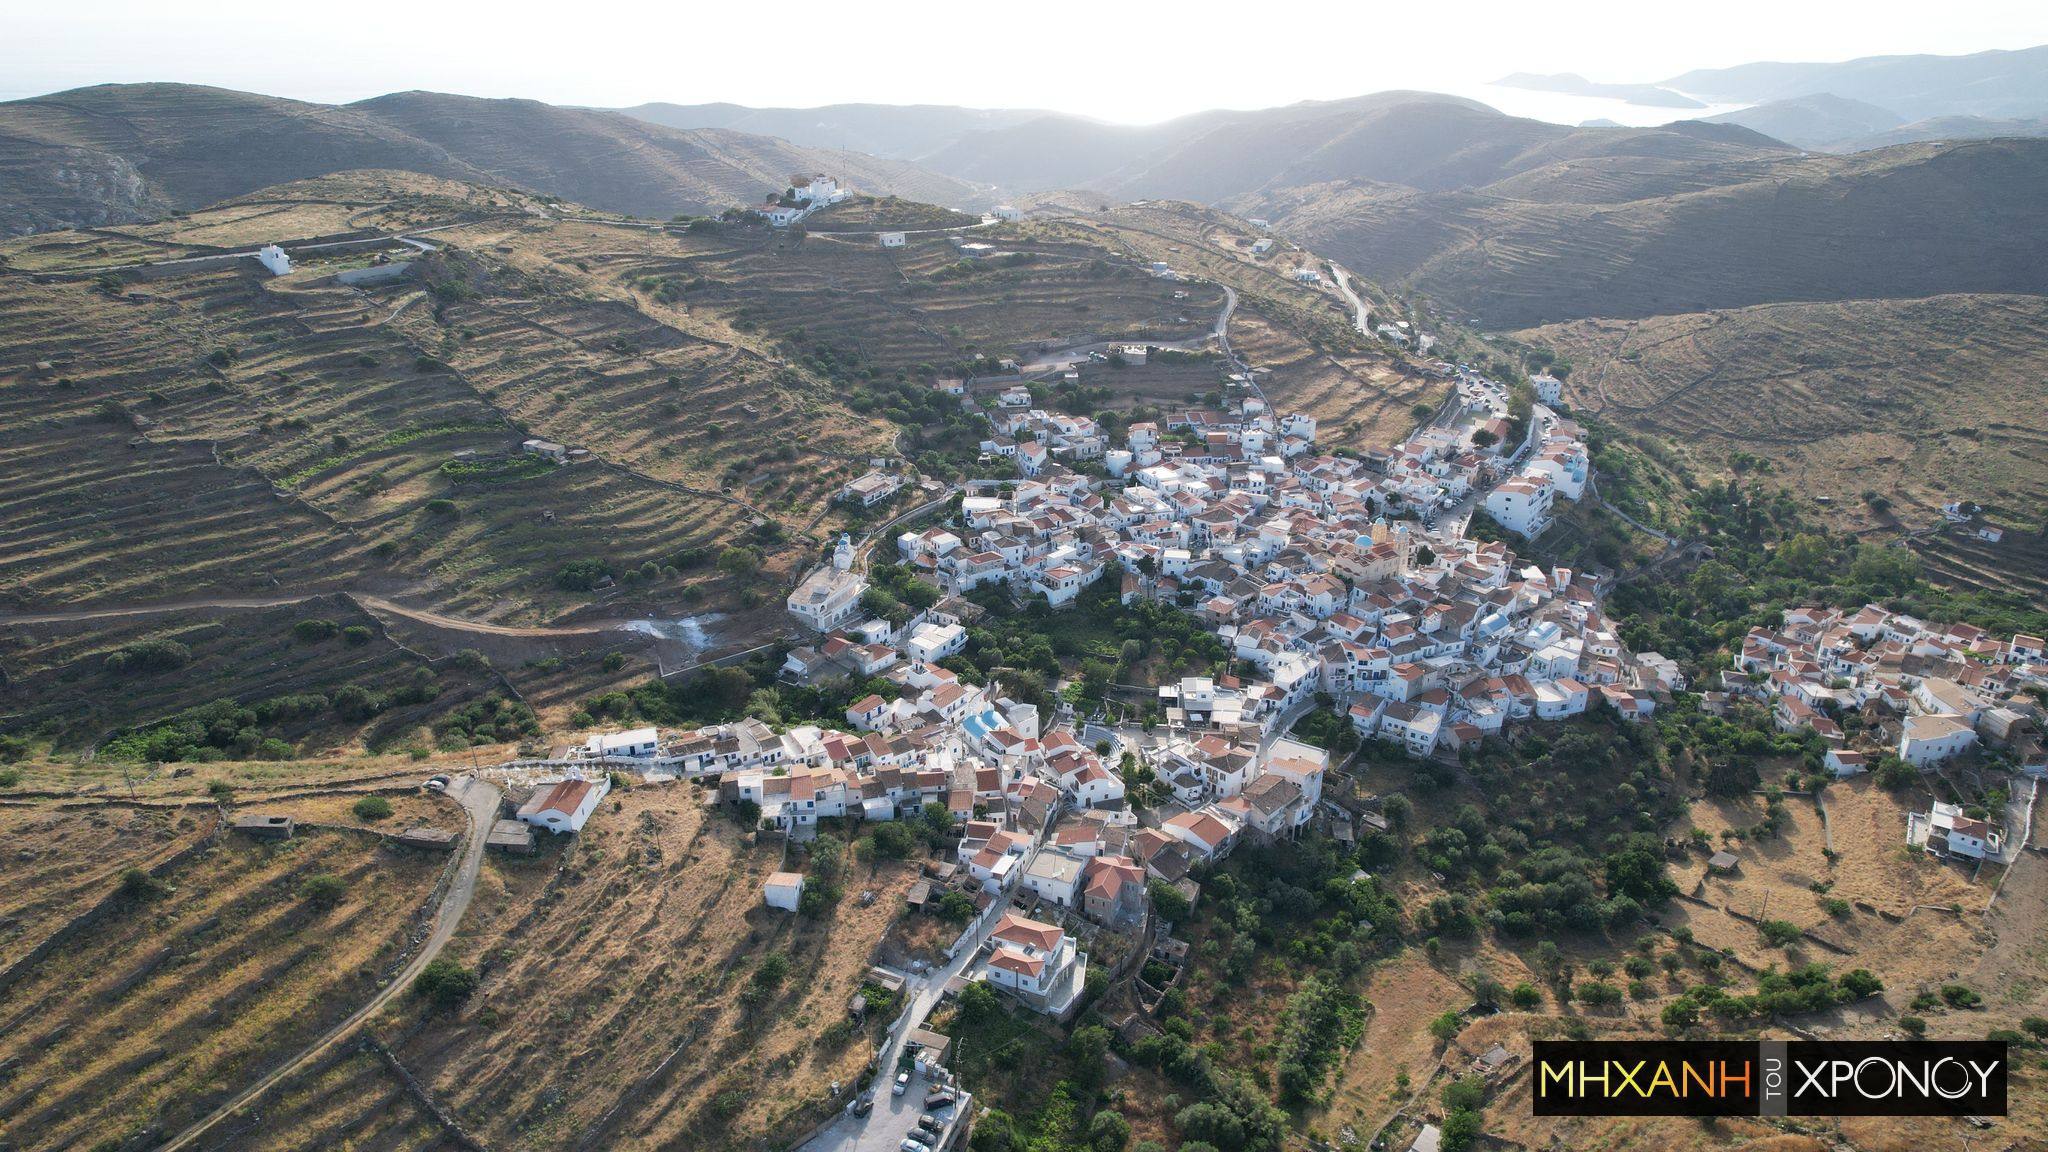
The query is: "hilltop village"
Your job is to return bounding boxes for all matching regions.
[557,367,1634,1010]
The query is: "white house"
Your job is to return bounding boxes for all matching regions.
[1899,712,1977,767]
[879,232,906,248]
[992,205,1023,221]
[907,622,968,663]
[984,912,1086,1016]
[1484,475,1554,539]
[840,471,902,508]
[764,871,806,911]
[787,564,868,632]
[517,774,611,835]
[1925,801,2001,860]
[1020,851,1086,907]
[583,727,659,759]
[256,244,292,276]
[1034,563,1099,608]
[1162,806,1241,860]
[1529,372,1563,405]
[791,175,847,204]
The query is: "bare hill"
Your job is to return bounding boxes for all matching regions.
[1521,294,2048,591]
[1665,44,2048,121]
[1702,93,1906,151]
[0,84,984,235]
[617,100,1048,159]
[1262,137,2048,327]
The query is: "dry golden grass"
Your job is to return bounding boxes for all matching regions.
[205,1046,456,1152]
[0,816,444,1147]
[264,788,464,831]
[1315,948,1474,1139]
[0,803,213,962]
[1666,782,1986,986]
[388,786,919,1150]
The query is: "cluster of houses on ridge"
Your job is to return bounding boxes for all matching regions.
[1724,604,2047,777]
[1716,603,2048,862]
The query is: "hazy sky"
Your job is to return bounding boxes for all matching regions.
[9,0,2048,123]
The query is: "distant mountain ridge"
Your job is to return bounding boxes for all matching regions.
[616,101,1051,160]
[1494,73,1705,108]
[1663,44,2048,121]
[0,83,988,235]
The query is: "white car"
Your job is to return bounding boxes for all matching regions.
[893,1071,910,1096]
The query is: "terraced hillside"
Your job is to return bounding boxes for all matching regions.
[0,596,508,754]
[220,785,922,1151]
[4,175,1433,751]
[1045,202,1444,449]
[1523,293,2048,594]
[1259,137,2048,328]
[0,815,448,1150]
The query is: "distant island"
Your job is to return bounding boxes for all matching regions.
[1496,72,1707,108]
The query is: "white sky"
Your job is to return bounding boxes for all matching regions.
[7,0,2048,124]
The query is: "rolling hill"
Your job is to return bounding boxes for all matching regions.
[1256,135,2048,327]
[1701,93,1906,151]
[1664,44,2048,122]
[1520,293,2048,597]
[616,100,1049,159]
[0,84,987,236]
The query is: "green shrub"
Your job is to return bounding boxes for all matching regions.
[342,625,373,646]
[412,957,478,1009]
[352,795,394,821]
[117,868,169,904]
[105,638,191,673]
[1899,1015,1927,1035]
[294,618,339,642]
[301,874,348,908]
[1757,919,1803,948]
[1941,985,1983,1009]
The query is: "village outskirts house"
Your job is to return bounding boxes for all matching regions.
[517,774,611,835]
[982,911,1088,1017]
[764,871,806,911]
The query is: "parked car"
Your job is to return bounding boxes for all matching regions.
[851,1090,875,1117]
[894,1071,910,1096]
[924,1088,956,1109]
[424,774,450,792]
[918,1115,945,1134]
[901,1140,933,1152]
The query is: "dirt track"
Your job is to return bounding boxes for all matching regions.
[0,592,617,638]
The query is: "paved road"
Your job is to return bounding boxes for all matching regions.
[800,836,1044,1152]
[152,778,502,1152]
[1329,264,1371,336]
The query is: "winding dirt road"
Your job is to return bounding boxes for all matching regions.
[152,777,501,1152]
[0,593,617,637]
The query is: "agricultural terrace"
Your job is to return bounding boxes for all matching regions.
[1035,205,1446,451]
[378,782,920,1150]
[0,812,449,1149]
[0,597,516,758]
